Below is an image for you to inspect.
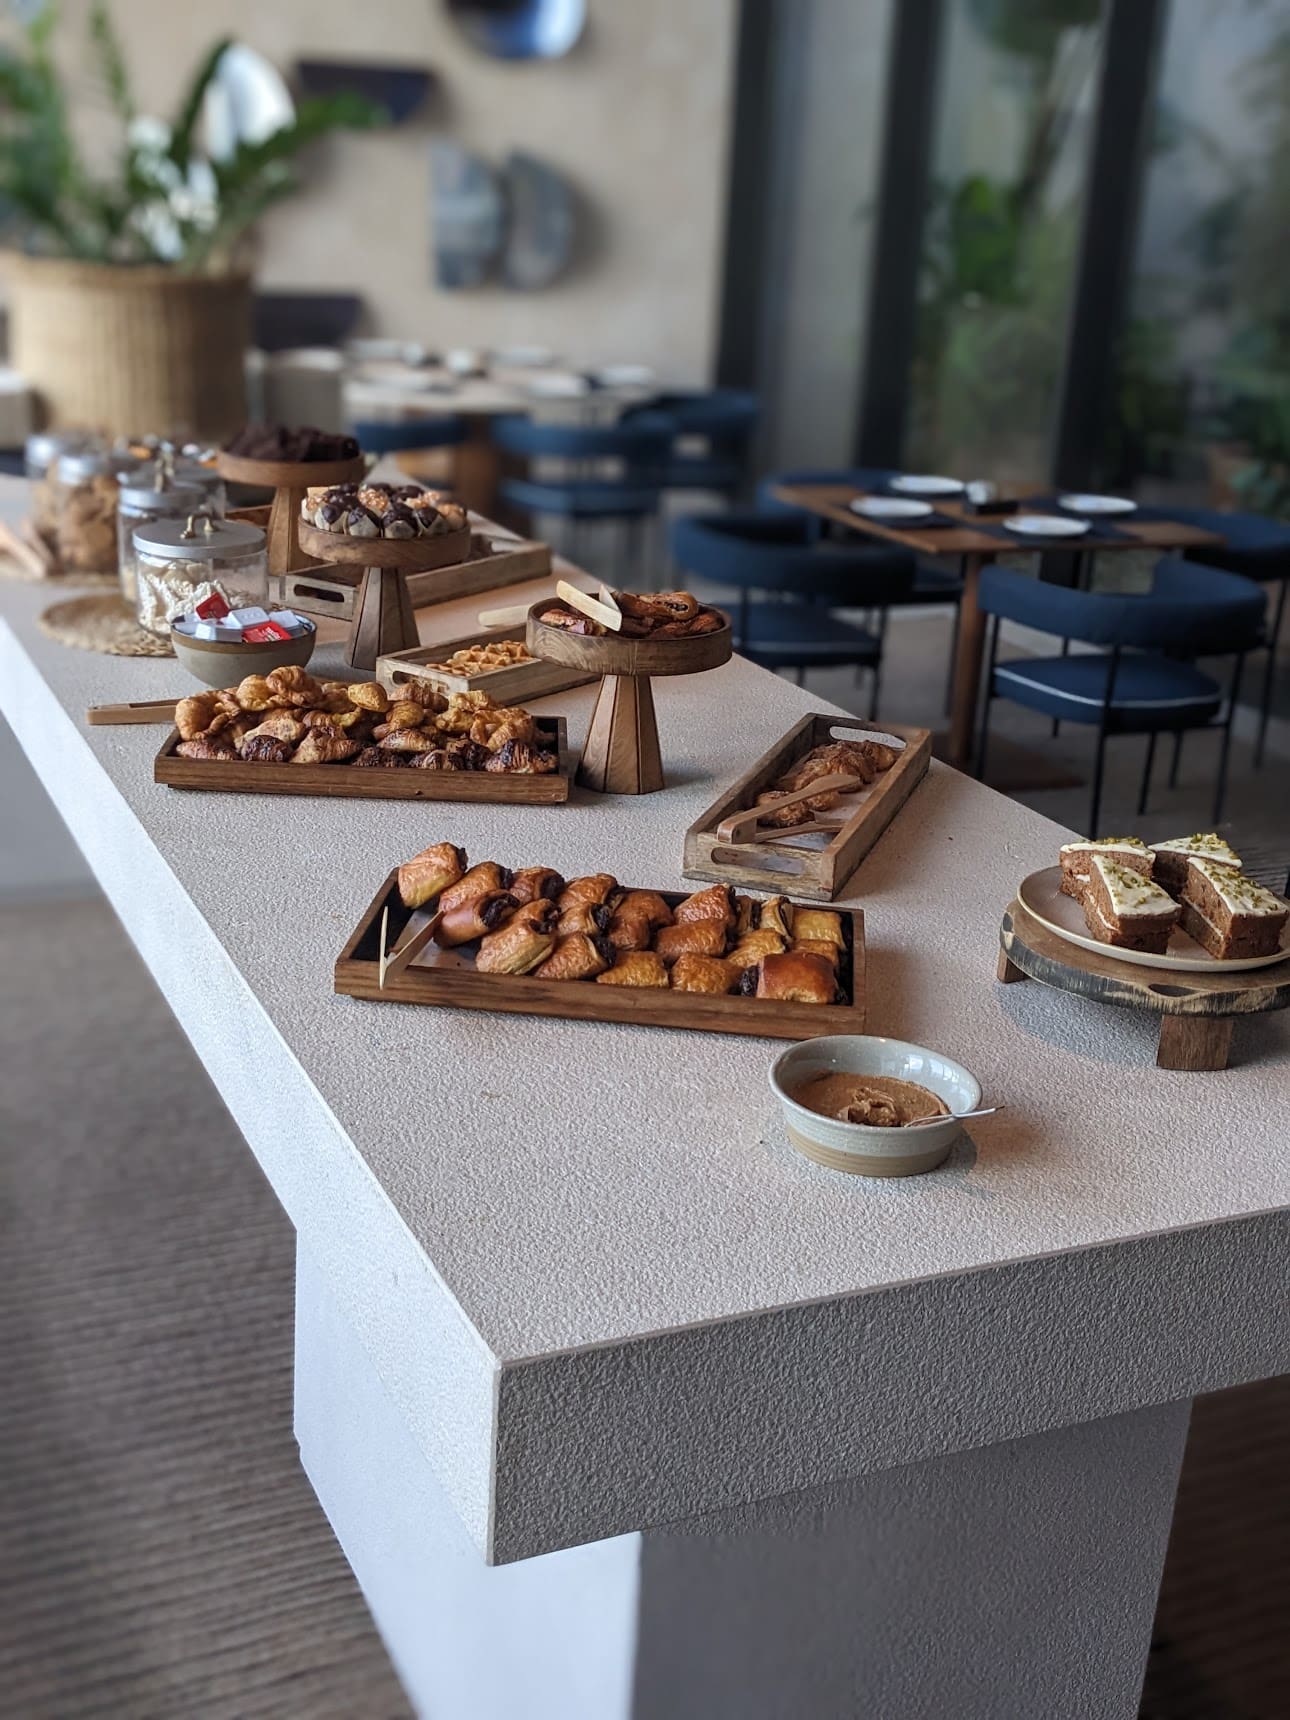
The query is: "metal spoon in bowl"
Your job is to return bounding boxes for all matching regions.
[902,1104,1004,1130]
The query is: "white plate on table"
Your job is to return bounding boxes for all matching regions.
[850,496,934,521]
[1057,493,1137,516]
[1003,513,1090,538]
[890,474,964,497]
[1017,866,1290,973]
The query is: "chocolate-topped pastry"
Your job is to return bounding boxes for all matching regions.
[316,500,349,530]
[391,484,424,502]
[381,503,419,539]
[225,423,360,463]
[406,493,445,535]
[357,485,393,515]
[345,504,382,539]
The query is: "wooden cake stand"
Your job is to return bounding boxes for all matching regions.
[526,602,732,794]
[298,521,473,670]
[998,897,1290,1071]
[216,452,367,575]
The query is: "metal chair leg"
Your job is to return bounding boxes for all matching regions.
[943,599,961,716]
[794,664,806,688]
[1254,579,1286,768]
[1213,653,1247,825]
[1137,730,1157,817]
[1089,729,1109,838]
[1168,730,1184,789]
[1053,637,1071,739]
[868,658,882,721]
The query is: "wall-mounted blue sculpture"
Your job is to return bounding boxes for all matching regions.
[445,0,586,61]
[431,143,577,290]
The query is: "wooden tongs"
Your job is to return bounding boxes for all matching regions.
[86,697,184,725]
[378,905,443,989]
[555,578,623,632]
[716,773,862,845]
[0,517,56,579]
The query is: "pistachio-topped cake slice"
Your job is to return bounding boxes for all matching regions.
[1077,856,1180,956]
[1150,832,1241,894]
[1179,858,1288,960]
[1058,835,1152,898]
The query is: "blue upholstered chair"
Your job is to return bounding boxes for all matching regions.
[976,558,1266,834]
[349,416,467,456]
[1162,506,1290,768]
[671,511,914,712]
[629,389,759,498]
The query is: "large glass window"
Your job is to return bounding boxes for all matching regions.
[1103,0,1290,510]
[904,0,1104,482]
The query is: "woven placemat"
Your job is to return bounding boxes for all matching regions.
[39,592,174,657]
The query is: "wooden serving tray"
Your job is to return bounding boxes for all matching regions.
[336,873,866,1040]
[682,713,932,901]
[154,718,572,803]
[272,530,553,621]
[377,625,598,704]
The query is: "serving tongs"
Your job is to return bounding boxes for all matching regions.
[378,905,443,989]
[716,773,863,845]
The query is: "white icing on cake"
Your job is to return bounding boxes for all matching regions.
[1151,832,1241,868]
[1189,858,1287,918]
[1093,856,1178,917]
[1060,836,1149,858]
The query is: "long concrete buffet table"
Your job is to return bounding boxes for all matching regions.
[2,473,1286,1719]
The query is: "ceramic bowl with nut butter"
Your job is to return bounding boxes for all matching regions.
[769,1036,982,1178]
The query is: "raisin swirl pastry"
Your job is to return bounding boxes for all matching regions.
[475,899,560,975]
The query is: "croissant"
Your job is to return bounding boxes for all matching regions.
[291,729,359,765]
[653,919,728,962]
[791,938,841,970]
[614,889,673,929]
[243,710,306,746]
[756,896,794,939]
[233,674,276,712]
[176,735,235,760]
[440,862,515,913]
[353,745,405,768]
[595,951,669,988]
[732,895,757,937]
[606,914,653,953]
[532,933,614,982]
[748,951,838,1004]
[240,735,293,764]
[475,899,560,974]
[175,692,218,740]
[347,681,390,713]
[396,680,448,713]
[410,748,464,770]
[439,690,495,733]
[754,792,813,830]
[266,665,323,707]
[378,728,438,755]
[792,908,844,949]
[788,749,873,790]
[558,874,621,911]
[669,954,736,995]
[673,884,736,928]
[557,902,612,937]
[509,866,565,907]
[485,741,558,774]
[726,929,787,971]
[434,889,519,948]
[398,842,467,909]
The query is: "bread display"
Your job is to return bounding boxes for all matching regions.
[421,638,534,676]
[753,737,901,830]
[537,588,723,640]
[224,423,359,463]
[300,481,468,540]
[169,678,559,776]
[389,848,850,1004]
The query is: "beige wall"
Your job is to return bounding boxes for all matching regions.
[41,0,737,382]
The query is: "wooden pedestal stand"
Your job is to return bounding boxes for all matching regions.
[215,451,366,575]
[998,898,1290,1071]
[525,604,732,794]
[298,521,473,671]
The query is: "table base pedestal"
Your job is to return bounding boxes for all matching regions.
[295,1251,1191,1720]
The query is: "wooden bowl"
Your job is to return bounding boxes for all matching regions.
[214,451,367,491]
[170,620,317,689]
[297,520,473,571]
[525,603,733,677]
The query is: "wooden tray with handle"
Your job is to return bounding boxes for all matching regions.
[335,871,866,1040]
[682,713,932,901]
[154,718,572,803]
[273,528,553,622]
[376,624,598,705]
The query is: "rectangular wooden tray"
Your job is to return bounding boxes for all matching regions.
[155,718,572,803]
[376,625,598,704]
[335,873,866,1040]
[682,713,932,901]
[270,530,553,621]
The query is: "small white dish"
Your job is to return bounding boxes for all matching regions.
[769,1036,982,1179]
[849,496,934,521]
[890,474,964,497]
[595,364,656,388]
[1057,493,1137,516]
[1002,513,1090,538]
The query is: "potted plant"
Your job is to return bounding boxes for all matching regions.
[0,4,379,439]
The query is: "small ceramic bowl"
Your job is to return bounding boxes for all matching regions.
[769,1036,982,1179]
[170,621,317,689]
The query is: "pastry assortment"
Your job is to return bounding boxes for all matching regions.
[224,423,360,463]
[171,679,559,774]
[301,481,468,540]
[1058,832,1287,960]
[536,589,723,640]
[753,736,901,829]
[394,847,850,1003]
[421,638,535,676]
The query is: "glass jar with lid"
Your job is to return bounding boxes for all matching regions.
[54,447,148,575]
[172,456,228,519]
[25,430,98,540]
[116,471,206,605]
[133,513,268,637]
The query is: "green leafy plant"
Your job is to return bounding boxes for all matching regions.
[0,3,381,270]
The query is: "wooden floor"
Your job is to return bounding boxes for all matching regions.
[1,893,1286,1719]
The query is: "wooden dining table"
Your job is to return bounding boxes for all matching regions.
[770,482,1226,771]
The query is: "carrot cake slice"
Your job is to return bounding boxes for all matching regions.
[1150,832,1241,896]
[1059,836,1153,899]
[1077,856,1180,955]
[1179,858,1288,960]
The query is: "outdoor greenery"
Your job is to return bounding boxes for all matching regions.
[0,3,380,270]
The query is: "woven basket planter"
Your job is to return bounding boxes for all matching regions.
[4,254,251,441]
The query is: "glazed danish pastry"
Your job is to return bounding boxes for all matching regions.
[557,874,621,911]
[654,919,728,962]
[606,912,654,953]
[613,889,674,929]
[532,933,614,982]
[595,951,669,988]
[475,899,560,974]
[397,842,467,908]
[439,862,514,913]
[669,954,736,995]
[726,929,787,970]
[673,883,736,927]
[756,896,794,939]
[792,908,844,948]
[434,889,519,948]
[790,938,841,970]
[556,902,613,938]
[745,951,838,1004]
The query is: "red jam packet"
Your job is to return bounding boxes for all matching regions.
[243,621,291,643]
[195,590,230,620]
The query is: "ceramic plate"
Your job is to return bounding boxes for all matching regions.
[889,474,963,497]
[1056,493,1137,516]
[1003,513,1090,538]
[849,496,933,521]
[1017,866,1290,973]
